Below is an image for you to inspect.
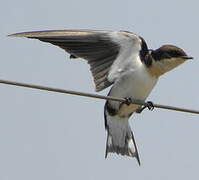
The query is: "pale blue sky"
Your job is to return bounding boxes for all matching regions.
[0,0,199,179]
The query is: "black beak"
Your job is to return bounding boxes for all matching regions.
[182,56,193,60]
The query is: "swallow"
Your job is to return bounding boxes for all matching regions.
[9,30,193,165]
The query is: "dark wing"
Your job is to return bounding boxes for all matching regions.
[9,30,142,91]
[9,30,120,91]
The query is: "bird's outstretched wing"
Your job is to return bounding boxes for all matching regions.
[9,30,143,91]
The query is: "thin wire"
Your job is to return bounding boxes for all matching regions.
[0,79,198,115]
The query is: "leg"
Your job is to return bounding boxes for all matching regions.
[136,101,154,114]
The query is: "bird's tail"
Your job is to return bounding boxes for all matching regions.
[104,111,140,165]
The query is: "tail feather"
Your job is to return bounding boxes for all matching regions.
[105,127,140,165]
[104,108,140,165]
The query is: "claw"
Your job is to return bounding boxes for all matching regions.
[124,98,132,106]
[146,101,154,111]
[136,101,155,114]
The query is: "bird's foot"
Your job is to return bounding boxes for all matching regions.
[146,101,154,111]
[124,98,133,106]
[136,101,155,113]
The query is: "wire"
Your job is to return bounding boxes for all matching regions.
[0,79,198,115]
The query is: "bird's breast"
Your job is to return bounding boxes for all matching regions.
[108,65,158,117]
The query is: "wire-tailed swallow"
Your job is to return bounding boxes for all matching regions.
[9,30,193,165]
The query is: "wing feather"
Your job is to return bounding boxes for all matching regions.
[9,30,143,91]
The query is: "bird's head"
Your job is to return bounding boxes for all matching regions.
[147,45,193,76]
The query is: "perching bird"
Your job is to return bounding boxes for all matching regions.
[9,30,193,165]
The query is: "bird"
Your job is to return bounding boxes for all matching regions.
[9,30,193,165]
